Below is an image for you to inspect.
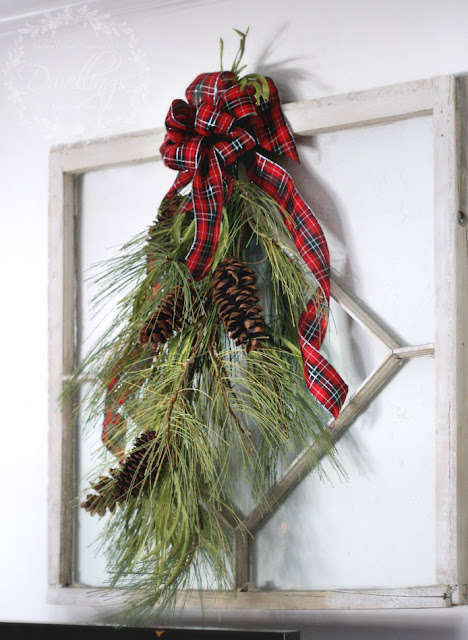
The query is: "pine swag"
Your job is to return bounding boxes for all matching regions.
[67,29,348,620]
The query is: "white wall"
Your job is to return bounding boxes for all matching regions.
[1,0,468,637]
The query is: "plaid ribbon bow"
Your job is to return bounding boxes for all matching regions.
[160,71,348,418]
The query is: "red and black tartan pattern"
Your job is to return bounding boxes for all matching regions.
[246,153,348,417]
[160,71,348,418]
[161,72,258,279]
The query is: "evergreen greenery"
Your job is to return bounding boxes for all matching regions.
[64,30,343,622]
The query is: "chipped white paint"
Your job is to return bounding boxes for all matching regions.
[282,78,434,136]
[47,584,451,610]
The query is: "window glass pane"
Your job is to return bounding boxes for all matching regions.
[75,384,109,585]
[324,298,390,399]
[75,161,174,586]
[293,115,434,345]
[250,117,436,590]
[251,356,436,590]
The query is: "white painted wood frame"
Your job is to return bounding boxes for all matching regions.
[48,74,468,611]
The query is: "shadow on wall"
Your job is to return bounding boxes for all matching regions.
[254,22,334,101]
[257,39,409,475]
[257,44,377,467]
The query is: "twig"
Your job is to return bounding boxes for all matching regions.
[262,352,289,439]
[209,333,253,453]
[166,314,207,443]
[273,376,289,439]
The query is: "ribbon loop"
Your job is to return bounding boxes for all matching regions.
[186,71,237,107]
[165,99,195,133]
[217,83,258,120]
[160,137,203,172]
[252,79,299,162]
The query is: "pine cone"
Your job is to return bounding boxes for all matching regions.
[155,194,183,226]
[80,470,119,516]
[80,432,166,516]
[114,431,165,500]
[212,258,268,352]
[138,286,186,349]
[146,195,184,274]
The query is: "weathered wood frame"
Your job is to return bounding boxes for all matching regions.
[48,74,468,611]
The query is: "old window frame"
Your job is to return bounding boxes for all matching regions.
[48,74,468,610]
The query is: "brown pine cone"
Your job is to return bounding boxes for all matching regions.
[155,194,183,225]
[114,431,165,500]
[80,470,119,516]
[80,432,166,516]
[138,286,186,349]
[146,195,184,274]
[80,493,109,518]
[212,258,268,352]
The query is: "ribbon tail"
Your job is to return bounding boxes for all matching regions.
[185,151,225,280]
[247,152,348,418]
[167,169,194,197]
[299,299,348,419]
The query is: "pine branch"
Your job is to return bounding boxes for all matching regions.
[208,332,253,453]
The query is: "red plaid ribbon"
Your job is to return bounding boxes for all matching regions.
[160,71,348,418]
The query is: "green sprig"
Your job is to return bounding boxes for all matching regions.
[64,171,342,622]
